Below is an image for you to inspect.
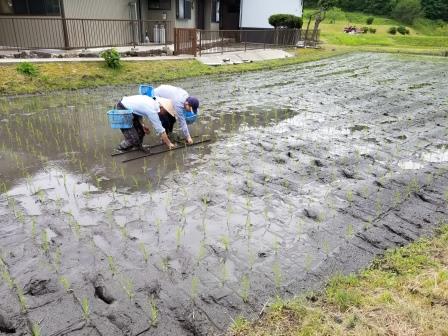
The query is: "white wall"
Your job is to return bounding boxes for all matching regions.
[240,0,303,28]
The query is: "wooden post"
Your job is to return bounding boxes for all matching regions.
[60,0,70,49]
[192,29,197,57]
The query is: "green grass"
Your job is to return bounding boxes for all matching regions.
[304,8,401,26]
[304,7,448,51]
[0,48,347,95]
[229,225,448,336]
[323,32,448,48]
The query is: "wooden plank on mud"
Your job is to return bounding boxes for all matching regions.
[111,135,205,157]
[121,138,211,163]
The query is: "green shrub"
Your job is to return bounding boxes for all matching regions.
[388,26,397,34]
[366,17,374,24]
[369,27,377,33]
[397,25,407,34]
[361,26,369,33]
[268,14,303,29]
[100,48,121,69]
[16,62,38,76]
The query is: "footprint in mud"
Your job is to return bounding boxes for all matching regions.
[0,310,16,333]
[94,275,116,304]
[24,277,58,296]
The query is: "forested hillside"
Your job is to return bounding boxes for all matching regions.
[304,0,447,22]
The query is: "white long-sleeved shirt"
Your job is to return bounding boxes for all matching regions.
[121,95,165,135]
[154,85,190,138]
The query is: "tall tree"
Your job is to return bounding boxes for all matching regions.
[421,0,448,20]
[392,0,423,24]
[365,0,397,15]
[309,0,336,46]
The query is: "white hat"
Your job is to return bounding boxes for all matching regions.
[155,96,176,117]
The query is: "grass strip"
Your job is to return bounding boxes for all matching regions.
[229,224,448,336]
[0,48,347,96]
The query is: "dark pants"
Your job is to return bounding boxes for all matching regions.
[158,111,176,134]
[117,101,145,150]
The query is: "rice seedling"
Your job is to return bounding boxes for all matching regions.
[59,276,71,292]
[272,261,282,291]
[31,323,41,336]
[72,220,81,239]
[53,247,61,272]
[139,242,149,263]
[155,218,161,234]
[172,221,184,248]
[240,274,250,303]
[375,198,383,216]
[393,190,402,207]
[346,190,354,203]
[119,225,129,240]
[41,230,50,253]
[219,259,229,286]
[149,298,158,327]
[17,287,27,312]
[191,275,199,300]
[273,238,280,255]
[107,255,118,276]
[196,239,207,264]
[121,276,135,301]
[0,259,14,289]
[220,235,230,252]
[323,239,330,255]
[160,257,170,272]
[346,223,354,238]
[31,218,37,240]
[81,297,90,320]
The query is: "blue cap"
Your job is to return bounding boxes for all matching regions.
[186,96,199,114]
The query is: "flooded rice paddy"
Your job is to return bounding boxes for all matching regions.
[0,53,447,335]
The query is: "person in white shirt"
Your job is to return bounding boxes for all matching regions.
[153,85,200,145]
[116,95,176,150]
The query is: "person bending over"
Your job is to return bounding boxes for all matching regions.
[116,95,176,150]
[153,85,200,145]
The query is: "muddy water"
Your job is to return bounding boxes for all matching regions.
[0,53,447,335]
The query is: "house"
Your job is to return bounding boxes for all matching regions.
[0,0,303,50]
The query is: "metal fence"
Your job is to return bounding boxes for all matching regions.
[198,29,320,55]
[0,17,174,50]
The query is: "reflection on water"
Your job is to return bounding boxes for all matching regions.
[0,87,297,193]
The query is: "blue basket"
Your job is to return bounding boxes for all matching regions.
[107,109,133,129]
[139,84,154,97]
[184,110,198,125]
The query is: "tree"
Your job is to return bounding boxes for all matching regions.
[392,0,423,24]
[336,0,365,12]
[421,0,448,20]
[365,0,397,15]
[304,0,320,7]
[306,0,336,47]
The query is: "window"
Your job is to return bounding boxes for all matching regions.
[211,0,219,23]
[176,0,191,19]
[148,0,171,10]
[0,0,61,15]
